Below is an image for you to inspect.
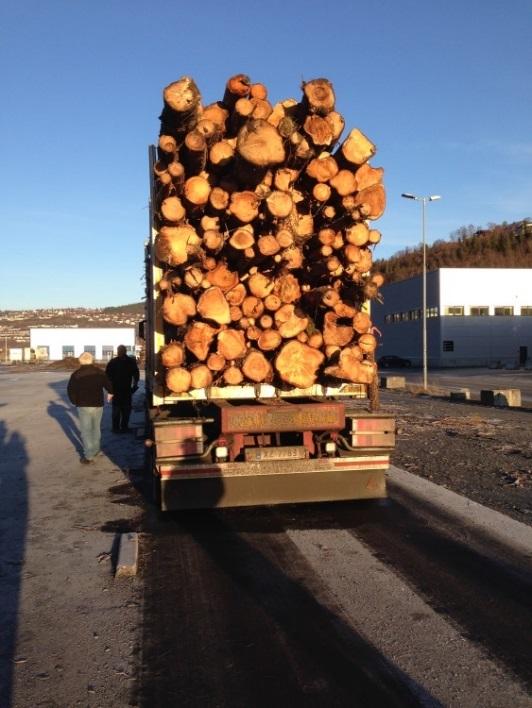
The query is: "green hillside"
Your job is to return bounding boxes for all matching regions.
[374,220,532,284]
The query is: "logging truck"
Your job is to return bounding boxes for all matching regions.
[143,75,395,510]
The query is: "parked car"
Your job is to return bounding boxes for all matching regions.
[378,355,412,369]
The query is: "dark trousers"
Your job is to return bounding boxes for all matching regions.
[112,398,131,431]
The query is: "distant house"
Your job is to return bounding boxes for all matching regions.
[372,268,532,368]
[29,327,136,362]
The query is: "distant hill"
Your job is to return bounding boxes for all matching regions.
[102,302,144,315]
[374,220,532,284]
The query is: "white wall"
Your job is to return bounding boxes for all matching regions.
[29,328,135,361]
[372,268,532,367]
[439,268,532,314]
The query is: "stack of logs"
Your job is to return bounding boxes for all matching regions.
[153,74,386,393]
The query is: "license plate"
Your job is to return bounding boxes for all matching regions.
[245,446,307,462]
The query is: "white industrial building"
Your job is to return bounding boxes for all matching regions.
[372,268,532,368]
[29,327,136,362]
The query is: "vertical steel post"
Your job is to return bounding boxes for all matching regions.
[422,198,428,391]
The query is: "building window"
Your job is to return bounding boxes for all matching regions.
[443,340,454,352]
[84,345,96,357]
[400,312,409,321]
[427,307,439,318]
[470,306,489,316]
[520,306,532,316]
[102,346,114,361]
[409,309,420,320]
[445,306,464,316]
[392,313,401,323]
[494,306,514,316]
[385,314,393,324]
[62,345,74,358]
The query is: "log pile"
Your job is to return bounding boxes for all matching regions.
[153,75,386,393]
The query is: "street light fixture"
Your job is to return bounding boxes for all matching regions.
[401,192,442,390]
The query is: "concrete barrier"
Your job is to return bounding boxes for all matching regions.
[480,389,521,408]
[450,388,471,402]
[380,376,406,390]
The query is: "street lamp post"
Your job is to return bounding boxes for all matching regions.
[401,193,441,391]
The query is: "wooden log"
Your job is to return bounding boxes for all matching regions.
[166,367,191,394]
[157,269,182,293]
[167,160,185,190]
[336,128,376,167]
[183,266,204,290]
[259,314,273,329]
[230,305,243,322]
[250,98,273,120]
[345,223,370,247]
[242,350,273,383]
[197,287,231,325]
[229,225,255,249]
[325,112,345,142]
[160,342,185,368]
[276,228,294,248]
[162,293,196,326]
[160,195,186,223]
[353,311,371,334]
[202,229,224,252]
[207,352,226,372]
[250,83,268,100]
[264,294,282,312]
[274,273,301,304]
[228,191,260,223]
[353,184,386,220]
[307,331,324,349]
[184,175,211,206]
[190,364,213,389]
[208,187,230,213]
[230,97,255,134]
[248,273,274,298]
[323,312,354,347]
[206,262,239,291]
[354,163,384,191]
[257,234,281,256]
[329,169,357,196]
[156,225,201,266]
[160,77,201,139]
[274,168,298,192]
[217,328,247,360]
[223,74,251,109]
[195,118,221,145]
[305,152,338,182]
[303,115,333,147]
[209,140,235,172]
[201,102,229,130]
[358,333,377,354]
[158,134,177,156]
[184,321,218,361]
[275,341,324,389]
[223,365,244,385]
[242,296,264,319]
[369,229,382,245]
[258,329,282,351]
[312,183,331,202]
[275,305,308,339]
[225,282,247,306]
[237,119,286,167]
[246,325,261,341]
[301,78,335,116]
[265,190,293,219]
[181,130,207,175]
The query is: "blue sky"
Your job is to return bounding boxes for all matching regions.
[1,0,530,309]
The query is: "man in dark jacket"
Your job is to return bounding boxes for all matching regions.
[67,352,113,463]
[105,345,140,433]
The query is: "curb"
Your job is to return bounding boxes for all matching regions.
[115,532,139,577]
[388,465,532,560]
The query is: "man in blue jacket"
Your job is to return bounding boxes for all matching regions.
[67,352,113,463]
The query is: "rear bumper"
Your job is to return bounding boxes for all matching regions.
[156,453,390,510]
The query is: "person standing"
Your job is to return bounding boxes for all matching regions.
[105,345,140,433]
[67,352,113,464]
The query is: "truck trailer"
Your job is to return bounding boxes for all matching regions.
[143,152,395,511]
